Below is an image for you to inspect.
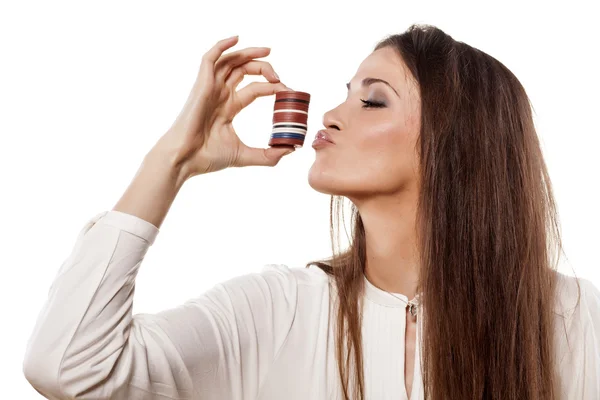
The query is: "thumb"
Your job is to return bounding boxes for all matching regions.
[239,145,295,167]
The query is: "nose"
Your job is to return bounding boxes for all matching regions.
[322,106,342,132]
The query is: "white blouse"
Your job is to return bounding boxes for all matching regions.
[23,210,600,399]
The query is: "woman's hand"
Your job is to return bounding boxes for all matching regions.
[155,35,295,180]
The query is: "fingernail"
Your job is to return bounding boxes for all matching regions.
[273,71,280,80]
[284,149,294,155]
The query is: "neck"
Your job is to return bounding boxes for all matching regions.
[354,189,420,300]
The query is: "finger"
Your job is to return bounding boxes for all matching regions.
[235,81,290,111]
[238,145,296,168]
[200,35,240,74]
[225,60,281,90]
[215,47,271,83]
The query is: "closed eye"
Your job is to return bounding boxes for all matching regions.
[360,99,386,109]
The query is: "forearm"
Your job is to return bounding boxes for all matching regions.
[113,141,189,229]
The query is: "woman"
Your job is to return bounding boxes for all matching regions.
[23,24,600,400]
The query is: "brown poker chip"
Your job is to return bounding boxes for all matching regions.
[275,100,309,107]
[268,137,304,148]
[274,103,310,111]
[274,95,309,100]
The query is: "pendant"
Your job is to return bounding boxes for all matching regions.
[408,302,418,317]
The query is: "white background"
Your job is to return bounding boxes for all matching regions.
[1,0,598,398]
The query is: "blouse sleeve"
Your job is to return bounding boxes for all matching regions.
[578,277,600,397]
[555,274,600,399]
[22,210,299,400]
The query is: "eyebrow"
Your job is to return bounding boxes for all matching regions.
[346,77,400,98]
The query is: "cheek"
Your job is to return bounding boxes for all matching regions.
[360,119,413,161]
[356,119,418,181]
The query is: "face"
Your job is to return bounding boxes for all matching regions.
[308,46,422,202]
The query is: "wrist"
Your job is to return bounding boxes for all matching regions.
[112,141,188,228]
[146,138,190,190]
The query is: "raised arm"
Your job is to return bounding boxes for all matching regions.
[23,209,298,399]
[23,35,297,400]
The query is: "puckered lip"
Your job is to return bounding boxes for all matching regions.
[315,130,335,144]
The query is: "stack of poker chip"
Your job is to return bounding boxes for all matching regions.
[269,90,311,148]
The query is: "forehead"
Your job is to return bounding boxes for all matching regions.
[352,47,414,93]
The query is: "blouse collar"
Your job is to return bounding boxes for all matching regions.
[363,274,413,308]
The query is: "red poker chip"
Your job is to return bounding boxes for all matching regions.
[272,112,308,119]
[273,112,309,118]
[276,90,310,97]
[274,105,310,112]
[276,93,311,102]
[274,101,310,108]
[273,117,308,124]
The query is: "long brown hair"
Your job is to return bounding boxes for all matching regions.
[306,24,580,399]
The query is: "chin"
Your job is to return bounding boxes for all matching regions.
[307,165,358,197]
[307,164,338,195]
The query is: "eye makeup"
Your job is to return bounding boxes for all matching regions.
[360,99,386,108]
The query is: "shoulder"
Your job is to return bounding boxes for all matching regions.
[553,270,599,321]
[211,263,331,307]
[553,271,600,396]
[553,270,600,354]
[261,263,330,284]
[258,263,333,315]
[258,263,331,296]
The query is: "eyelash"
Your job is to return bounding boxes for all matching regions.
[360,99,385,109]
